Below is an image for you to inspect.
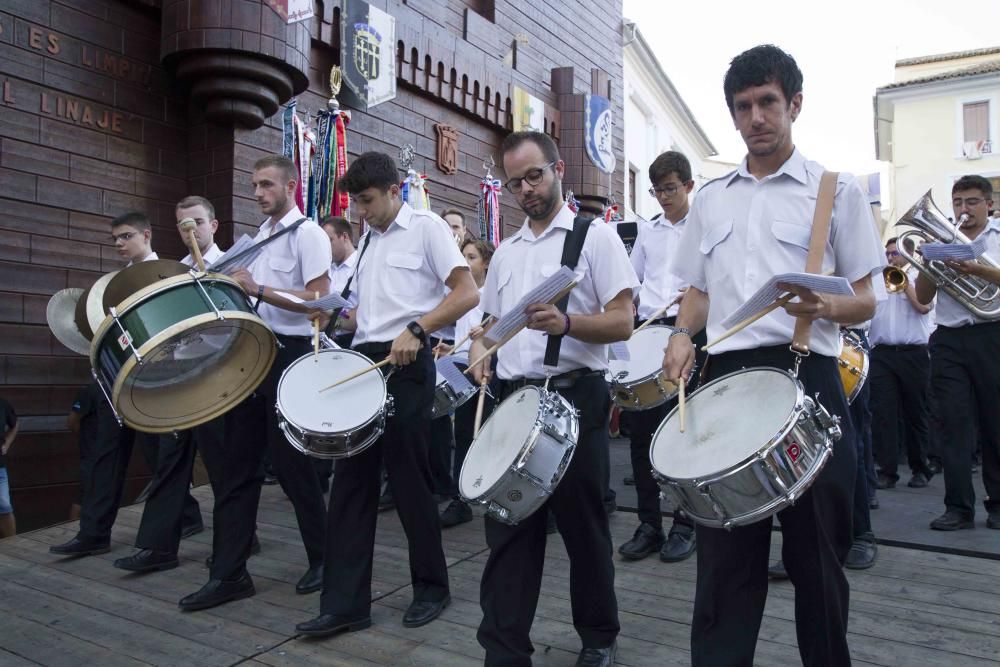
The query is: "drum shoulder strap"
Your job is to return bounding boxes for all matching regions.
[543,215,593,368]
[791,171,838,354]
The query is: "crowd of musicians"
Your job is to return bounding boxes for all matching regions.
[42,45,1000,667]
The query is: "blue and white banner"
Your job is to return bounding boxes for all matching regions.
[341,0,396,109]
[585,93,616,174]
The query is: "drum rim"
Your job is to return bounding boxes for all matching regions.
[649,366,805,483]
[279,411,385,460]
[276,347,388,435]
[843,344,870,405]
[106,311,276,433]
[609,325,676,385]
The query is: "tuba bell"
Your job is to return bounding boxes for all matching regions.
[895,190,1000,320]
[883,265,909,293]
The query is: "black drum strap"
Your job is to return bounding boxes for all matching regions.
[543,216,592,368]
[324,229,373,336]
[211,217,307,274]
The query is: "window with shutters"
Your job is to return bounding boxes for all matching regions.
[964,101,990,152]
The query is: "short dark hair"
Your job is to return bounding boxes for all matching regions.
[724,45,803,114]
[253,155,297,183]
[440,208,465,224]
[461,238,495,265]
[499,131,560,165]
[952,174,993,199]
[648,151,692,184]
[176,195,215,221]
[111,211,151,232]
[338,152,399,194]
[321,215,354,241]
[885,237,898,247]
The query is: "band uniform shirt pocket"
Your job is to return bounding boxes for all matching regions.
[494,268,514,315]
[267,255,296,274]
[772,219,812,250]
[385,251,429,297]
[699,218,734,255]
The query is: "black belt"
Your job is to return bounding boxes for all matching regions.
[276,334,311,342]
[875,343,925,352]
[638,315,676,328]
[501,368,602,391]
[353,341,431,357]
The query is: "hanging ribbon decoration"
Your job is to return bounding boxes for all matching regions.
[281,99,316,213]
[398,144,431,211]
[476,155,501,245]
[564,189,580,214]
[309,67,351,224]
[603,202,621,224]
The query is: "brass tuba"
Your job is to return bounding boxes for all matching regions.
[896,190,1000,320]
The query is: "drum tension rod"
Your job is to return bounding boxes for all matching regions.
[91,368,122,426]
[192,276,226,320]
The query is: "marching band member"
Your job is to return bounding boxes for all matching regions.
[297,151,478,637]
[916,175,1000,531]
[661,45,883,666]
[618,150,701,564]
[321,216,359,349]
[469,131,637,667]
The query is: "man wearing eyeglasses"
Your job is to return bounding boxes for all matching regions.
[111,211,158,265]
[468,131,637,667]
[915,175,1000,532]
[617,151,702,565]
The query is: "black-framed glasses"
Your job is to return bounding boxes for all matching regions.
[648,183,685,198]
[110,231,137,243]
[505,161,555,194]
[953,197,985,208]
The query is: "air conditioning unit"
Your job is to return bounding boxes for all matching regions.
[963,141,983,160]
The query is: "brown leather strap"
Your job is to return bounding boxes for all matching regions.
[791,171,838,353]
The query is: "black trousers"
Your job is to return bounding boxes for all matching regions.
[930,322,1000,518]
[691,347,855,667]
[134,427,210,554]
[320,344,449,617]
[451,378,497,501]
[870,345,932,480]
[78,400,158,542]
[847,329,873,541]
[478,374,619,666]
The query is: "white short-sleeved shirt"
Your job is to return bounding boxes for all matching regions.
[353,203,469,346]
[181,243,223,268]
[869,267,934,345]
[631,213,689,320]
[454,286,486,355]
[933,221,1000,328]
[126,251,159,267]
[328,249,360,336]
[671,150,885,357]
[249,207,332,336]
[481,204,639,379]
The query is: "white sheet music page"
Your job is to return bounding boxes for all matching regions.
[272,291,351,310]
[437,354,473,393]
[609,341,631,361]
[919,235,988,262]
[487,266,577,342]
[209,234,260,272]
[721,273,855,328]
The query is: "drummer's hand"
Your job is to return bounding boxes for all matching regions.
[433,342,453,356]
[778,282,831,322]
[469,325,485,340]
[663,333,695,383]
[390,328,421,366]
[525,303,567,336]
[468,339,492,385]
[231,268,258,295]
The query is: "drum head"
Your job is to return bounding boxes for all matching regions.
[610,325,673,381]
[460,386,541,499]
[652,368,800,480]
[277,349,387,433]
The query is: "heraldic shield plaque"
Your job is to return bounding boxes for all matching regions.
[341,0,397,109]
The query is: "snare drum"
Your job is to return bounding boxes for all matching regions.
[90,273,275,433]
[650,367,842,529]
[431,359,477,419]
[609,325,677,410]
[838,330,869,404]
[276,348,393,459]
[459,386,578,525]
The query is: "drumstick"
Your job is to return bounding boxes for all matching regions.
[702,293,795,351]
[312,292,320,358]
[178,218,206,271]
[678,377,686,433]
[440,315,495,359]
[633,293,684,335]
[473,377,488,438]
[318,358,392,392]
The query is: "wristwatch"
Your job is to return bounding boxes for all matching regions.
[406,320,428,345]
[669,327,692,339]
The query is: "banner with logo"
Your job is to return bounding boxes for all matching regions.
[264,0,313,23]
[512,86,545,132]
[585,93,616,174]
[341,0,396,109]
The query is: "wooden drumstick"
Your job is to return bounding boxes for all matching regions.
[633,293,684,335]
[678,377,686,433]
[701,293,795,351]
[318,358,392,392]
[473,377,488,438]
[440,315,495,359]
[178,218,206,271]
[312,292,320,358]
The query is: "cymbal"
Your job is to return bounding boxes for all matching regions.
[46,288,90,355]
[75,284,95,341]
[86,270,120,335]
[102,260,189,313]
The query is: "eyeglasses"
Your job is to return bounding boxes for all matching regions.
[648,183,683,198]
[504,162,555,194]
[952,197,986,208]
[110,231,137,243]
[886,250,900,258]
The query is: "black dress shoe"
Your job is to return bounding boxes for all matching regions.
[844,539,878,570]
[114,548,179,573]
[49,536,110,557]
[618,523,665,561]
[660,529,696,562]
[296,564,323,594]
[296,614,372,638]
[179,572,255,611]
[927,460,943,475]
[868,496,880,510]
[929,511,974,531]
[875,473,896,490]
[402,595,450,628]
[378,489,395,512]
[768,560,789,580]
[576,641,617,667]
[181,522,205,539]
[206,533,261,568]
[623,475,635,486]
[440,499,473,528]
[907,472,930,488]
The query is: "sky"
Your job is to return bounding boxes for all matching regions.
[623,0,1000,176]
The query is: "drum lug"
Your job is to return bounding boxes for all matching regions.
[385,394,396,418]
[109,306,143,365]
[91,367,122,426]
[486,500,511,524]
[695,482,730,528]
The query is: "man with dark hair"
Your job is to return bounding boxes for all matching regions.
[110,211,156,265]
[321,216,359,349]
[297,151,478,637]
[179,156,333,611]
[617,150,701,564]
[916,174,1000,531]
[440,208,467,243]
[468,131,636,667]
[662,45,883,665]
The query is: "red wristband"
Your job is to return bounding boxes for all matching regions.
[562,313,571,336]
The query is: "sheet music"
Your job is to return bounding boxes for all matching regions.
[609,341,630,361]
[209,234,261,273]
[273,290,352,310]
[721,273,855,328]
[919,236,988,261]
[437,354,473,394]
[487,266,577,342]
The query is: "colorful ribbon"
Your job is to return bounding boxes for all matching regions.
[477,177,502,245]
